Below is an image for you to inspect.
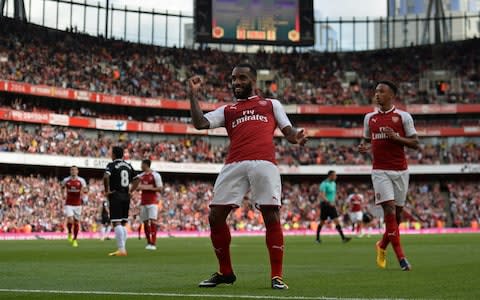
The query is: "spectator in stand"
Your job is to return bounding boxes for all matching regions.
[0,18,478,105]
[0,122,478,165]
[0,174,477,233]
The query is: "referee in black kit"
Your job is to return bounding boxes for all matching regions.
[103,146,134,256]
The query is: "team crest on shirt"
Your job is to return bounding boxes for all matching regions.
[392,116,399,123]
[259,100,267,106]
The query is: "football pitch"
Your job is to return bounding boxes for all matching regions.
[0,234,479,300]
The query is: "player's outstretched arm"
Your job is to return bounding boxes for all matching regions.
[281,126,308,145]
[188,75,210,130]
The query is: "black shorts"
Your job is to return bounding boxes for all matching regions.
[108,192,130,222]
[320,201,339,221]
[101,214,110,225]
[363,211,374,223]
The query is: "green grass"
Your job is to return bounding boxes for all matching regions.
[0,234,479,299]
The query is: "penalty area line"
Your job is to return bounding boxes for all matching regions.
[0,288,415,300]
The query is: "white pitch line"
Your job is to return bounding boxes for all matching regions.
[0,288,417,300]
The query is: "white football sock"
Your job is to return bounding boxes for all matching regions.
[114,225,124,251]
[122,226,127,250]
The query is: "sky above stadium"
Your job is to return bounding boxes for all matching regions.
[14,0,387,51]
[110,0,387,18]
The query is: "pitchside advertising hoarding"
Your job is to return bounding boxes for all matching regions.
[194,0,315,46]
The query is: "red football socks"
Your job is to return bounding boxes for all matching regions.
[265,221,284,278]
[144,222,151,245]
[379,231,390,249]
[67,222,72,234]
[379,213,403,249]
[150,223,157,246]
[73,223,79,240]
[385,213,405,261]
[210,223,233,275]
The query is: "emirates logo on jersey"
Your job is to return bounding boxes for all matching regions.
[372,127,400,140]
[231,109,268,128]
[392,116,400,123]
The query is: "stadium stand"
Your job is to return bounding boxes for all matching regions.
[0,18,479,105]
[0,18,478,235]
[0,122,478,165]
[0,175,478,233]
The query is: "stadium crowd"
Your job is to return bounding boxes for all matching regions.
[2,97,480,129]
[0,122,479,165]
[0,19,479,105]
[0,175,478,234]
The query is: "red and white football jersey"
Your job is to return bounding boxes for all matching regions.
[348,193,364,212]
[363,106,417,171]
[62,176,87,206]
[136,171,163,205]
[204,95,292,164]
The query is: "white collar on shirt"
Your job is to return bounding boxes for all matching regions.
[235,95,259,102]
[377,105,395,114]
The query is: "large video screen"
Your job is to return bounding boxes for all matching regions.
[195,0,314,46]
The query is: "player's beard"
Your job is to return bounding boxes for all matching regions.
[233,84,253,99]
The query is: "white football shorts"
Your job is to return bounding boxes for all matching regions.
[350,211,364,223]
[211,160,281,207]
[371,170,409,207]
[140,204,158,222]
[64,205,82,221]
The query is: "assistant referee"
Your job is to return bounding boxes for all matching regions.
[315,170,351,243]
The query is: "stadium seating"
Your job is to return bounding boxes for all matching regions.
[0,175,478,233]
[0,18,479,105]
[0,122,478,165]
[0,18,478,235]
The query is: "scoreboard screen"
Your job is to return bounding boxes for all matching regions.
[194,0,314,46]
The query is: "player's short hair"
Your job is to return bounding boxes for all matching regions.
[71,165,77,169]
[142,159,151,167]
[327,170,336,176]
[235,63,257,78]
[112,146,124,160]
[376,80,398,95]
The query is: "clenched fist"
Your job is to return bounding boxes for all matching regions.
[188,75,203,94]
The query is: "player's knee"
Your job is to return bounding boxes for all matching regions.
[395,207,403,223]
[209,206,231,226]
[382,201,396,215]
[208,208,222,226]
[260,206,280,224]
